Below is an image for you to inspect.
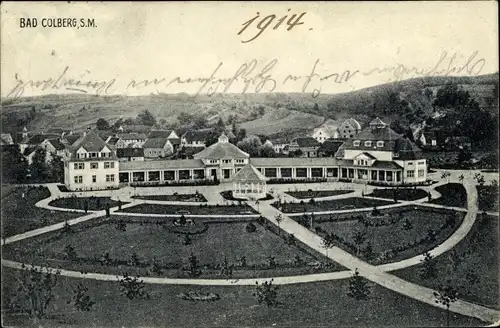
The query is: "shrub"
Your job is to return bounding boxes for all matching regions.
[246,222,257,233]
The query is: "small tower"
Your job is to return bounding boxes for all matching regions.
[21,126,29,142]
[369,117,386,131]
[218,132,229,143]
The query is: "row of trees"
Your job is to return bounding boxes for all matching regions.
[1,147,64,183]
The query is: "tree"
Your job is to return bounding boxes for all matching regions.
[68,283,95,311]
[441,171,451,183]
[15,264,61,318]
[216,117,225,131]
[321,233,335,257]
[352,229,367,255]
[347,268,370,301]
[420,252,438,280]
[184,253,202,278]
[30,148,49,181]
[118,273,149,300]
[237,135,262,157]
[96,118,110,130]
[1,146,28,183]
[219,256,233,279]
[402,218,413,231]
[254,279,279,307]
[137,110,156,126]
[434,283,459,327]
[458,174,464,184]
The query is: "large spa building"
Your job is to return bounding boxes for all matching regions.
[64,118,427,192]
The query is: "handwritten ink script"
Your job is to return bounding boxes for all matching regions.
[237,9,307,43]
[5,51,485,100]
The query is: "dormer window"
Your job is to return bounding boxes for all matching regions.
[353,140,360,147]
[377,141,384,147]
[394,153,399,158]
[364,141,372,147]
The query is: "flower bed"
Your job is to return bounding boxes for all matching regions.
[285,189,354,199]
[49,196,126,211]
[116,203,259,215]
[130,179,219,187]
[272,197,394,213]
[132,193,207,202]
[267,177,327,184]
[367,188,428,201]
[429,183,467,208]
[219,190,273,201]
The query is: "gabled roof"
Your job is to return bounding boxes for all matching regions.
[318,139,344,154]
[355,152,377,160]
[143,137,170,149]
[269,138,289,145]
[117,148,144,158]
[119,159,204,171]
[169,138,181,146]
[371,160,403,170]
[231,164,267,182]
[47,138,66,151]
[291,137,320,148]
[339,118,362,131]
[148,130,175,139]
[117,132,147,140]
[121,124,151,134]
[182,129,214,143]
[106,136,121,145]
[63,134,82,146]
[394,138,423,160]
[70,130,111,153]
[27,134,59,145]
[369,117,386,127]
[193,134,249,159]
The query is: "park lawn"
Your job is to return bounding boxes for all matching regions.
[275,197,394,213]
[1,186,82,237]
[429,183,468,208]
[285,190,354,199]
[49,197,126,211]
[7,219,335,278]
[394,215,499,309]
[477,185,499,212]
[1,267,486,327]
[132,193,207,202]
[313,207,464,265]
[117,203,258,215]
[367,188,428,201]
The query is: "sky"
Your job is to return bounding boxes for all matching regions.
[1,1,498,98]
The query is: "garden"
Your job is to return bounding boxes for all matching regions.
[1,185,82,237]
[272,197,394,213]
[3,215,343,279]
[366,188,428,201]
[477,184,499,212]
[49,196,126,211]
[285,189,354,199]
[395,213,499,309]
[304,206,464,265]
[1,267,485,328]
[428,183,468,208]
[117,203,259,215]
[219,190,273,201]
[132,192,207,202]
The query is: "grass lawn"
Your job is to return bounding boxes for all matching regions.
[132,193,208,202]
[310,206,464,265]
[429,183,468,208]
[117,203,258,215]
[1,186,82,237]
[394,215,499,309]
[367,188,428,201]
[220,190,274,201]
[4,217,339,279]
[49,197,126,211]
[477,185,499,212]
[1,267,486,327]
[285,189,354,199]
[274,197,394,213]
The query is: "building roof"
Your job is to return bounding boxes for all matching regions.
[371,160,404,170]
[47,138,66,151]
[250,157,339,167]
[0,134,13,145]
[355,152,377,160]
[394,138,423,160]
[116,148,144,158]
[117,132,147,140]
[269,138,289,145]
[182,145,205,156]
[143,137,169,149]
[63,134,82,146]
[169,138,181,146]
[23,146,39,156]
[121,124,151,133]
[318,139,344,154]
[70,130,113,154]
[339,118,362,131]
[369,117,386,127]
[231,164,267,182]
[291,137,320,148]
[119,159,204,171]
[193,134,249,159]
[106,136,121,145]
[46,127,71,135]
[148,130,175,139]
[182,129,214,143]
[27,134,59,145]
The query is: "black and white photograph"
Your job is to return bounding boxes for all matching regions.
[1,1,498,327]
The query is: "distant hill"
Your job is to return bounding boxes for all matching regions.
[1,73,497,141]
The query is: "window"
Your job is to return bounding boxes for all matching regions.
[104,162,110,169]
[92,175,97,183]
[407,162,414,165]
[104,162,115,169]
[90,152,98,158]
[376,141,384,147]
[74,176,83,184]
[418,161,425,165]
[353,140,360,147]
[364,141,372,147]
[74,163,85,170]
[90,162,98,169]
[222,159,231,164]
[418,170,425,177]
[394,153,399,158]
[235,159,245,164]
[407,170,415,177]
[106,174,115,182]
[101,152,109,158]
[110,162,115,168]
[78,153,87,159]
[209,159,218,164]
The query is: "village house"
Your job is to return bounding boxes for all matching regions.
[337,118,362,139]
[288,137,321,157]
[116,148,145,162]
[181,129,213,148]
[40,138,66,157]
[109,133,147,148]
[268,138,289,154]
[318,139,345,157]
[311,122,339,143]
[143,137,174,158]
[147,129,181,151]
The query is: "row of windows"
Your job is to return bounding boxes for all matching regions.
[353,140,385,147]
[407,170,425,178]
[74,162,115,170]
[75,174,115,184]
[77,152,111,159]
[209,159,246,164]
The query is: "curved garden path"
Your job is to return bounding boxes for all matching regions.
[2,169,499,323]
